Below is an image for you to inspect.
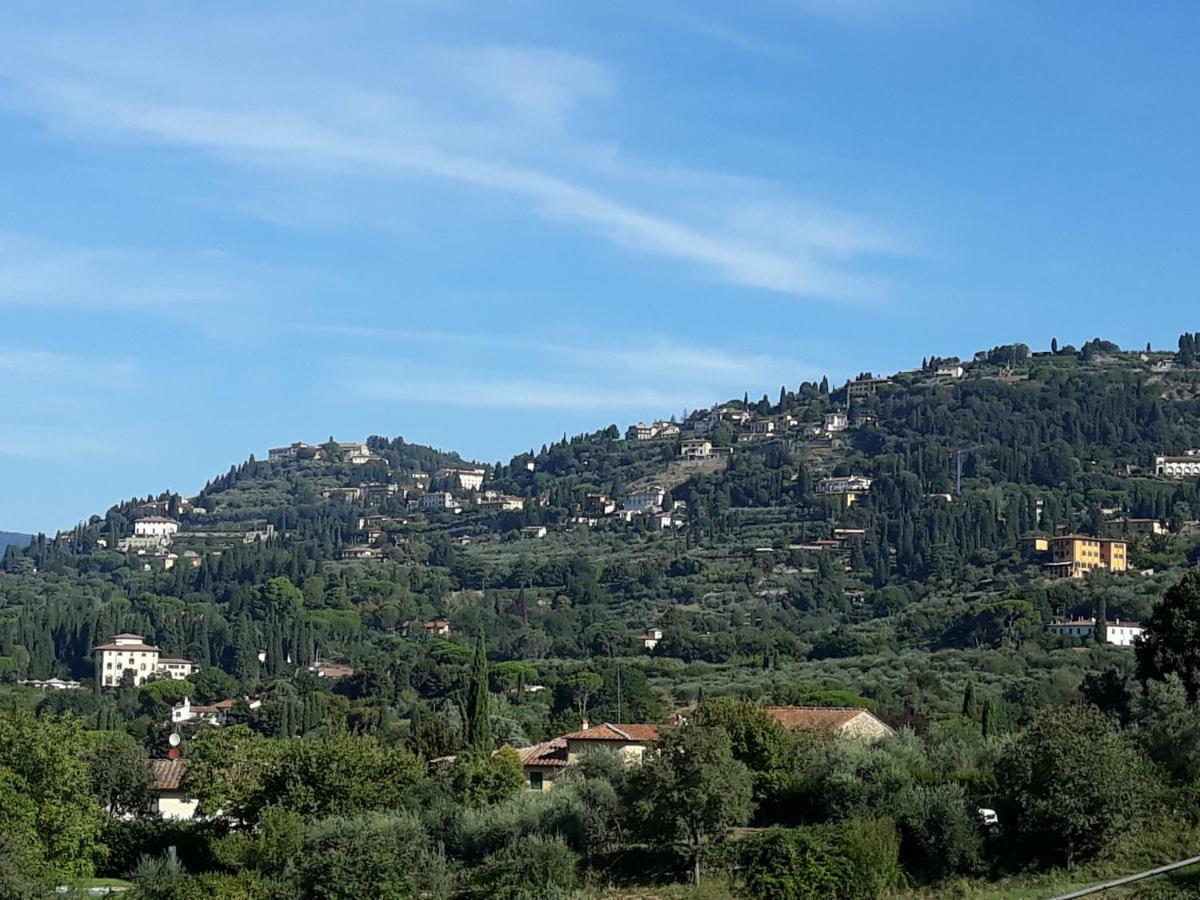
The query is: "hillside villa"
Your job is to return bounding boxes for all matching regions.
[1154,452,1200,478]
[94,634,197,688]
[1041,535,1128,579]
[1045,618,1145,646]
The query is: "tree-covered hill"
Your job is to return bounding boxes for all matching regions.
[6,334,1200,729]
[0,532,30,552]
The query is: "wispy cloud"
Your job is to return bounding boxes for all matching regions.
[0,231,255,311]
[0,25,915,303]
[0,423,117,460]
[301,322,819,385]
[0,348,138,380]
[355,373,706,413]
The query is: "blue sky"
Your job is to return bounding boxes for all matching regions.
[2,2,1199,533]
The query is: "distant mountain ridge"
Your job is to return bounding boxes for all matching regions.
[0,532,31,552]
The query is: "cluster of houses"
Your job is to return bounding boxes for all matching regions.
[171,695,263,726]
[517,706,894,791]
[109,511,279,573]
[268,440,378,465]
[147,704,894,820]
[572,485,687,529]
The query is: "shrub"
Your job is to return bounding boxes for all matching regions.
[739,818,901,900]
[468,835,579,900]
[298,810,452,899]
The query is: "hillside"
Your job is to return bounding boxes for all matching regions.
[0,532,30,552]
[4,334,1200,724]
[10,333,1200,894]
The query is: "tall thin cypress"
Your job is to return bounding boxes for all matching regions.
[465,632,492,751]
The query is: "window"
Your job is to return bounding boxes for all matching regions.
[529,772,544,790]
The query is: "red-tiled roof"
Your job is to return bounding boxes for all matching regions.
[764,706,889,732]
[561,723,662,742]
[516,739,569,768]
[151,758,187,792]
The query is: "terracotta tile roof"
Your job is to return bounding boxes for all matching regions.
[561,723,662,742]
[764,706,888,732]
[516,738,569,768]
[151,759,187,792]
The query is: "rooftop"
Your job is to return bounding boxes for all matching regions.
[561,722,662,742]
[764,706,886,732]
[151,758,187,792]
[515,738,570,768]
[94,642,159,652]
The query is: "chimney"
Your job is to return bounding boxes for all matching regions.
[580,718,589,730]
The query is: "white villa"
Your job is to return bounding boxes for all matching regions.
[440,467,486,491]
[94,634,197,688]
[815,475,874,495]
[134,517,179,539]
[416,491,458,510]
[1045,618,1145,647]
[1155,453,1200,478]
[823,411,849,433]
[625,485,665,513]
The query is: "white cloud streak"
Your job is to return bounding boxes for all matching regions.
[301,323,819,384]
[0,348,138,380]
[0,26,914,303]
[0,231,253,310]
[356,374,707,412]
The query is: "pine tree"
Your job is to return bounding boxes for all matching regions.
[465,632,492,751]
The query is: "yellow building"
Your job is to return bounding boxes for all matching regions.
[1044,536,1127,579]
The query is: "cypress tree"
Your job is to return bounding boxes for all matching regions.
[981,696,998,738]
[961,681,977,719]
[1095,598,1107,644]
[465,632,492,751]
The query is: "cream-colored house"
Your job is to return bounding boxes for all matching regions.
[561,722,662,765]
[517,739,570,791]
[764,706,894,742]
[151,759,199,820]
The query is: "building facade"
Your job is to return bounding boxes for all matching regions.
[1044,618,1145,646]
[1043,536,1128,579]
[134,517,179,539]
[95,634,196,687]
[1155,454,1200,478]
